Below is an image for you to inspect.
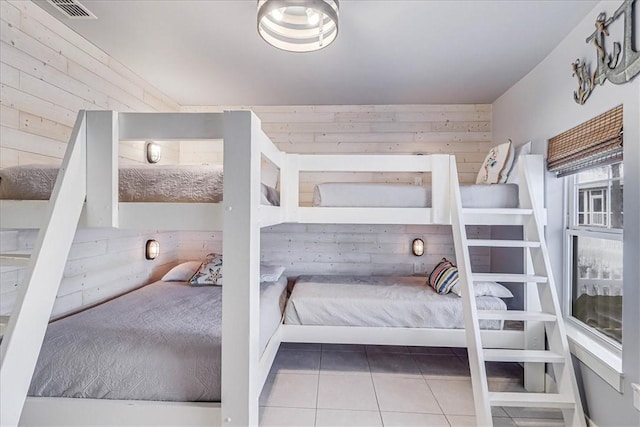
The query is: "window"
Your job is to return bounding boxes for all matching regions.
[565,163,623,349]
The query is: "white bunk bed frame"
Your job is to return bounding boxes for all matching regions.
[1,110,550,427]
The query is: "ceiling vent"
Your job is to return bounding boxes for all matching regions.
[47,0,97,19]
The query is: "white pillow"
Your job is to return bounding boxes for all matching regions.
[498,139,515,183]
[505,141,532,185]
[476,140,513,184]
[161,261,201,282]
[450,281,514,298]
[261,264,285,282]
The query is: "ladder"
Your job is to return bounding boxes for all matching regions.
[449,156,586,427]
[0,111,88,427]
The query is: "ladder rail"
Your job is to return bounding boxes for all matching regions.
[520,156,586,426]
[0,111,88,427]
[448,157,493,425]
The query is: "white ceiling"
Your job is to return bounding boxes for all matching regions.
[36,0,598,106]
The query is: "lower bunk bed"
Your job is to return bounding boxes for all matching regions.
[280,275,525,350]
[20,262,288,426]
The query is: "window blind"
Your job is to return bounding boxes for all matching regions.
[547,105,623,177]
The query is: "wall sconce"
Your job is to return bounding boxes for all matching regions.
[412,238,424,257]
[145,239,160,260]
[146,141,162,163]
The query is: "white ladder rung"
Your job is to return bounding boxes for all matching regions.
[0,253,31,267]
[484,349,565,363]
[489,392,576,409]
[467,239,541,248]
[472,273,547,283]
[463,208,534,216]
[0,315,9,334]
[477,310,556,322]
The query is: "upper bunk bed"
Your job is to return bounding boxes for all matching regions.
[0,110,546,231]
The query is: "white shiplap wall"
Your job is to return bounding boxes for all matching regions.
[181,105,493,276]
[0,0,182,317]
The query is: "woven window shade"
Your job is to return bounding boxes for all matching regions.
[547,105,623,177]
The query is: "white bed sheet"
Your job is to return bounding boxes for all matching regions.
[312,183,519,208]
[285,275,506,330]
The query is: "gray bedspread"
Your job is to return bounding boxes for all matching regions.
[0,165,280,205]
[29,278,287,402]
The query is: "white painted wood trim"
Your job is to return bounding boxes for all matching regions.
[257,325,282,392]
[20,397,221,427]
[0,111,88,427]
[118,112,224,140]
[297,207,436,224]
[86,111,118,228]
[280,325,525,349]
[221,111,262,427]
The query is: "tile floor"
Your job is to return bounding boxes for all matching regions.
[259,344,565,427]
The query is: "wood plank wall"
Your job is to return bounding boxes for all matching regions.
[182,105,493,276]
[0,0,182,318]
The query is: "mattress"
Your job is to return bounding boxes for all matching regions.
[284,275,506,330]
[0,165,280,205]
[28,276,287,402]
[312,183,519,208]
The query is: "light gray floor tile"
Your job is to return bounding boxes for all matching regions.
[280,342,321,352]
[259,373,319,408]
[321,344,366,353]
[259,407,316,427]
[427,378,475,415]
[315,409,383,427]
[372,375,441,414]
[408,346,456,355]
[512,417,566,426]
[365,345,410,354]
[320,350,370,375]
[485,361,524,381]
[367,352,422,378]
[414,354,471,379]
[381,412,450,427]
[447,415,518,427]
[270,349,321,375]
[504,407,564,420]
[317,375,379,411]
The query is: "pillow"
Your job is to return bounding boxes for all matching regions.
[162,261,201,282]
[476,140,513,184]
[189,253,223,286]
[261,264,285,282]
[451,281,514,298]
[427,258,459,295]
[505,141,532,185]
[498,139,515,183]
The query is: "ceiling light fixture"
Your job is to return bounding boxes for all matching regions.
[257,0,339,53]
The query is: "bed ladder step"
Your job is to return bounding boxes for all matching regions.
[484,349,565,364]
[466,239,541,248]
[477,310,556,322]
[463,208,534,216]
[489,392,577,409]
[472,273,547,283]
[0,254,31,267]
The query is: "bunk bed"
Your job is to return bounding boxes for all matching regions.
[0,109,571,427]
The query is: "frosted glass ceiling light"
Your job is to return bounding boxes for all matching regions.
[257,0,339,53]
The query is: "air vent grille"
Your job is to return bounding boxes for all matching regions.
[47,0,97,19]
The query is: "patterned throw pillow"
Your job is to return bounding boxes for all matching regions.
[427,257,459,294]
[189,253,223,286]
[476,140,513,184]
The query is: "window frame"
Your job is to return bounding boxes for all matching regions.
[563,163,623,355]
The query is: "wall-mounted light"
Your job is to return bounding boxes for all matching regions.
[146,141,162,163]
[412,238,424,257]
[145,239,160,260]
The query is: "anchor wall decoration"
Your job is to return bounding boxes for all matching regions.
[572,0,639,105]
